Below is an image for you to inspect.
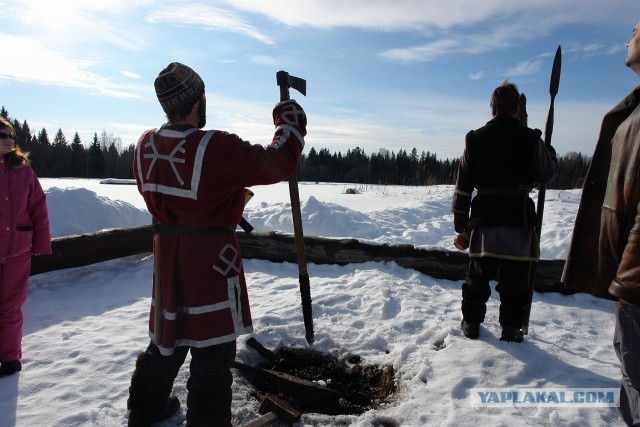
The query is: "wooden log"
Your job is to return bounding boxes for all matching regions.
[30,225,153,275]
[30,225,575,294]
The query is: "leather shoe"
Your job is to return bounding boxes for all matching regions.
[460,320,480,339]
[500,326,524,343]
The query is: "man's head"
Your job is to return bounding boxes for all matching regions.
[626,21,640,75]
[154,62,205,125]
[490,80,520,117]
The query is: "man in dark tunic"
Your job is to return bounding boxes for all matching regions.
[451,81,558,342]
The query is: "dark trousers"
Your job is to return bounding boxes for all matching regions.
[130,340,236,426]
[614,301,640,426]
[462,257,532,328]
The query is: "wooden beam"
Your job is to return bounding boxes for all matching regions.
[30,225,574,294]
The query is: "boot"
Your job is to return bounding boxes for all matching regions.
[460,320,480,339]
[1,360,22,376]
[128,396,180,427]
[127,352,146,413]
[186,392,232,427]
[500,326,524,343]
[127,352,181,426]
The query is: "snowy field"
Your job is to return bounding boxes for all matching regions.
[0,179,624,426]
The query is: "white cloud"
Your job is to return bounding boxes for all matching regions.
[147,3,274,45]
[505,60,544,77]
[565,41,627,58]
[380,39,460,62]
[121,71,142,79]
[16,0,149,51]
[246,54,278,67]
[378,20,551,63]
[468,71,484,80]
[220,0,630,63]
[220,0,516,30]
[0,33,142,98]
[220,0,629,32]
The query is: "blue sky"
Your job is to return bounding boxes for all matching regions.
[1,1,639,160]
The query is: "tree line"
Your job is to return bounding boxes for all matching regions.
[1,108,133,179]
[298,146,590,189]
[1,107,590,189]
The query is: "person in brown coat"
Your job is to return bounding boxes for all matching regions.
[562,20,640,426]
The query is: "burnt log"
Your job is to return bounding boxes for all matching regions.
[30,225,573,294]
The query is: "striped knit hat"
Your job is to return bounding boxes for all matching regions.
[154,62,205,114]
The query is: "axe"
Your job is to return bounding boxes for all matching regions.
[276,70,314,344]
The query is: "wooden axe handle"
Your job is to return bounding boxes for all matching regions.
[276,69,314,344]
[152,234,163,345]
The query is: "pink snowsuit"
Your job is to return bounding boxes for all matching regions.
[0,158,51,363]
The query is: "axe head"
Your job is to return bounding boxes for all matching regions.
[276,70,306,98]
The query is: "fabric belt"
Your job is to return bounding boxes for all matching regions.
[153,223,235,235]
[477,188,530,198]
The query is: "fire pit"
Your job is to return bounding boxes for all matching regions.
[235,338,396,417]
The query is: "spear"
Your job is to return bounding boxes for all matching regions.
[523,45,561,335]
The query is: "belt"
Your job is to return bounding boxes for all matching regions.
[476,188,530,198]
[152,223,235,235]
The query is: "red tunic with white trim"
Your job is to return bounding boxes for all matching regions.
[133,100,305,355]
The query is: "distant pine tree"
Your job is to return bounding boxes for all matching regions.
[70,132,88,177]
[52,128,72,176]
[31,128,53,176]
[87,133,106,178]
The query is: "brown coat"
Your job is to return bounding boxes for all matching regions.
[562,85,640,306]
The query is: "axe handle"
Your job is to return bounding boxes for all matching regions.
[278,72,314,344]
[289,175,314,344]
[288,177,308,276]
[279,86,290,104]
[152,234,163,345]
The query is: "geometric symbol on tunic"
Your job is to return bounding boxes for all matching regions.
[144,136,187,185]
[280,104,305,127]
[212,243,241,276]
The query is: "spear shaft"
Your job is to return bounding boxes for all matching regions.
[523,45,561,335]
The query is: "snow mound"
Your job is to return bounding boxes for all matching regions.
[45,187,151,237]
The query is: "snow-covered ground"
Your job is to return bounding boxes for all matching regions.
[0,179,624,426]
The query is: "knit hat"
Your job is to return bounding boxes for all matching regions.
[154,62,205,114]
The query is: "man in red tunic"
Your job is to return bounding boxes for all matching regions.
[127,62,306,426]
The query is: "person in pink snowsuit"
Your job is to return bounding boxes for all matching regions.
[0,117,51,376]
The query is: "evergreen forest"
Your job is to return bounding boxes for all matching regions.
[1,107,590,189]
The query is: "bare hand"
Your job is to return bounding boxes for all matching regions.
[453,233,469,251]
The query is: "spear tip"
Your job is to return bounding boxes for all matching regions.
[550,45,562,97]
